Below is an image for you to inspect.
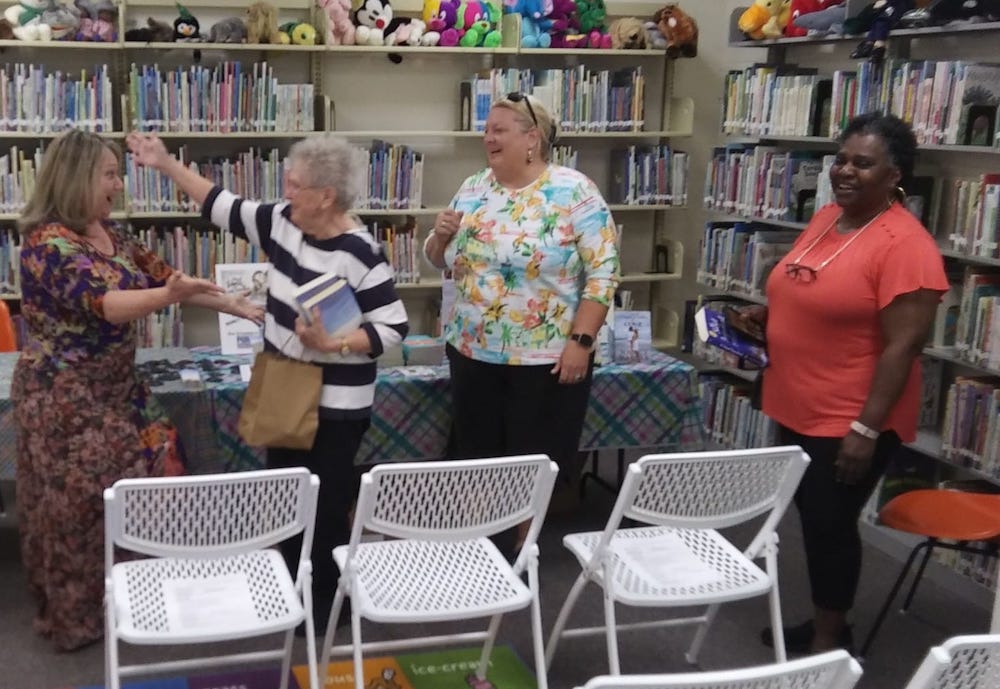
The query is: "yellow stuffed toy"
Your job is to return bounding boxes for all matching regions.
[738,0,791,40]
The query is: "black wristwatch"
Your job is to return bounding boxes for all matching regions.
[570,332,594,348]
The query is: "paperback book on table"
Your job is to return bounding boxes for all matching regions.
[293,273,363,338]
[694,304,768,369]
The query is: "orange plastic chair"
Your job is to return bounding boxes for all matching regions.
[0,300,17,352]
[860,489,1000,657]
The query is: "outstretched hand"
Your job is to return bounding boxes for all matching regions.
[126,133,172,170]
[165,272,224,303]
[229,291,265,325]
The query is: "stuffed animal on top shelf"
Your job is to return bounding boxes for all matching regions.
[654,3,698,57]
[642,19,666,49]
[575,0,611,48]
[608,17,646,49]
[790,0,847,36]
[279,20,317,44]
[246,0,281,43]
[4,0,52,40]
[74,0,116,41]
[317,0,354,45]
[457,0,501,47]
[422,0,459,45]
[548,0,585,47]
[512,0,552,48]
[900,0,1000,27]
[0,17,14,37]
[846,0,914,60]
[173,2,202,41]
[124,15,172,41]
[41,0,79,39]
[738,0,791,39]
[208,16,247,43]
[353,0,392,45]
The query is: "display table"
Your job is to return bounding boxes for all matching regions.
[0,347,704,479]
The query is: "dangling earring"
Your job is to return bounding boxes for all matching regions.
[893,185,906,204]
[527,148,534,164]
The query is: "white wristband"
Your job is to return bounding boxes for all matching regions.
[849,420,880,440]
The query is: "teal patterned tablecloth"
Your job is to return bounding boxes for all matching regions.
[0,348,704,478]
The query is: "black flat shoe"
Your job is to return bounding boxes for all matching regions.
[761,620,854,655]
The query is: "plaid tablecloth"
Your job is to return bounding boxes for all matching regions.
[0,348,703,479]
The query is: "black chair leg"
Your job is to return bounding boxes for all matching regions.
[860,538,936,657]
[901,539,938,612]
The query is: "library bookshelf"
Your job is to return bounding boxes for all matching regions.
[0,0,694,349]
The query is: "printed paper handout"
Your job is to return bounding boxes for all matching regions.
[216,262,268,355]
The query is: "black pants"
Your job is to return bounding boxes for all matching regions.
[267,416,370,608]
[780,426,901,612]
[446,344,592,483]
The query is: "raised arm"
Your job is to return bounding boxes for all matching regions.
[125,133,215,207]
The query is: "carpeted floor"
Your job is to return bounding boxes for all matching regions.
[0,457,994,689]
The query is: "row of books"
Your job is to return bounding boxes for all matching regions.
[355,140,424,211]
[127,62,315,133]
[0,63,114,133]
[135,304,183,348]
[703,145,824,223]
[607,145,688,206]
[133,225,264,279]
[941,174,1000,260]
[699,376,778,450]
[720,59,1000,147]
[0,144,41,213]
[697,222,798,298]
[125,146,286,213]
[944,267,1000,368]
[368,219,422,285]
[459,66,645,134]
[936,376,1000,478]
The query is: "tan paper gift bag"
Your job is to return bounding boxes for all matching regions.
[238,351,322,450]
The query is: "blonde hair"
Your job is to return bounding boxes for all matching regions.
[493,94,558,162]
[18,129,121,234]
[288,135,363,212]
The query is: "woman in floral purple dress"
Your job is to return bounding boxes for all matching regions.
[11,130,264,651]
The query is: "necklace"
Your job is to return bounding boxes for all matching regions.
[790,204,890,275]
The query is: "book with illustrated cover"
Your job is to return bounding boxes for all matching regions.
[293,273,363,338]
[694,305,768,369]
[613,310,652,364]
[215,262,268,355]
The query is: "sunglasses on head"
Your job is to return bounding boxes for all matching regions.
[506,92,557,143]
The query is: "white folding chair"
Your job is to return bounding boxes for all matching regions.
[575,649,861,689]
[903,634,1000,689]
[103,468,320,689]
[546,446,810,674]
[318,455,559,689]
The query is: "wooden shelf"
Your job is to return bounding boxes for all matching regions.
[906,430,1000,485]
[707,210,808,230]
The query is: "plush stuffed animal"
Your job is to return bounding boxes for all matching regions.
[900,0,1000,27]
[642,19,666,49]
[4,0,53,40]
[124,15,173,41]
[246,0,281,43]
[846,0,914,60]
[354,0,392,45]
[654,3,698,57]
[172,2,203,40]
[0,17,14,37]
[208,16,247,43]
[575,0,611,48]
[608,16,646,49]
[423,0,459,45]
[785,0,819,36]
[317,0,354,45]
[41,0,78,39]
[384,15,426,45]
[792,0,846,35]
[74,0,115,41]
[457,0,501,47]
[279,19,317,44]
[548,0,585,48]
[738,0,790,39]
[512,0,552,48]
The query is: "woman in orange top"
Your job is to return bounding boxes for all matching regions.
[738,113,949,654]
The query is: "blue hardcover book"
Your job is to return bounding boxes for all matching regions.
[293,273,363,338]
[694,305,768,369]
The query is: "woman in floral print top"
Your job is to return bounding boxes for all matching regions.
[11,130,262,651]
[424,94,618,549]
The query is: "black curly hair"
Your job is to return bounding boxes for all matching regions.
[839,112,918,187]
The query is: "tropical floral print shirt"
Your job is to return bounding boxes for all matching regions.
[441,165,619,365]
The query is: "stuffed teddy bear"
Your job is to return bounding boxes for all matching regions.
[317,0,354,45]
[124,15,172,41]
[74,0,115,41]
[791,0,846,35]
[654,3,698,57]
[208,16,247,43]
[575,0,611,48]
[846,0,914,60]
[4,0,54,40]
[608,16,646,49]
[246,0,281,43]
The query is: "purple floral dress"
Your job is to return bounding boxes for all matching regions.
[11,222,184,651]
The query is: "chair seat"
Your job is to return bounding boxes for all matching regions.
[564,526,771,607]
[880,490,1000,542]
[111,550,304,644]
[333,538,532,623]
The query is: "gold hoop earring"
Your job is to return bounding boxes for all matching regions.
[893,186,906,204]
[527,148,534,164]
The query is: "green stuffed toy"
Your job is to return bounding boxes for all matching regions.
[574,0,612,48]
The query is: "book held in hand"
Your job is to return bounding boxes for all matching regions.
[293,273,363,338]
[694,305,768,369]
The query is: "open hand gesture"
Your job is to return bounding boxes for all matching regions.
[228,291,265,325]
[165,272,224,303]
[126,133,172,170]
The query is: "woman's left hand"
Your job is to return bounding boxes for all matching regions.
[229,291,265,325]
[552,342,590,384]
[835,433,877,485]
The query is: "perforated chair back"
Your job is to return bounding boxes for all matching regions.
[105,467,317,565]
[577,650,862,689]
[0,300,17,351]
[903,634,1000,689]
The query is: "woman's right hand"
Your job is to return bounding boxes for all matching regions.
[165,271,225,303]
[734,304,768,333]
[432,209,464,244]
[126,133,172,170]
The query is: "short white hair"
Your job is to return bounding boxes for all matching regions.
[288,135,363,212]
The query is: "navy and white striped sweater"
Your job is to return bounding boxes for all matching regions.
[202,187,409,419]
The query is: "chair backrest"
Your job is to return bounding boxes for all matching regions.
[103,468,319,568]
[351,455,558,543]
[577,649,861,689]
[0,300,17,352]
[903,634,1000,689]
[602,446,810,558]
